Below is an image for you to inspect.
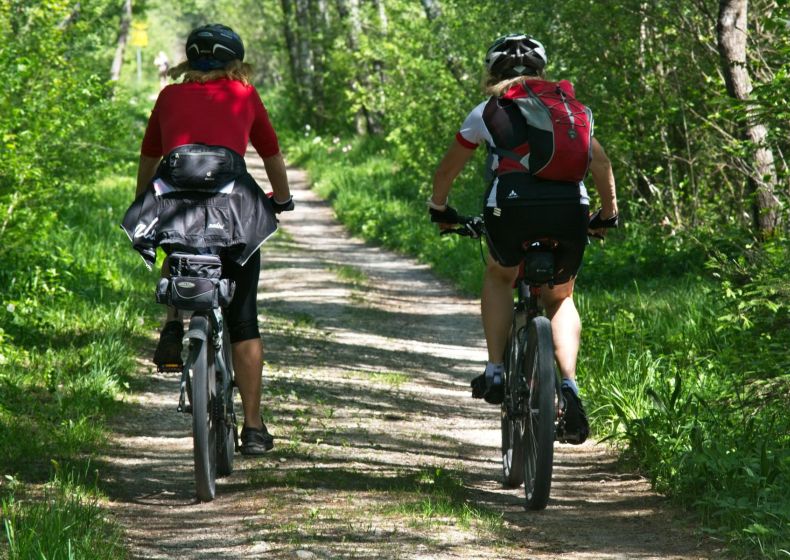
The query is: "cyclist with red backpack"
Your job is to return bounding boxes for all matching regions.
[428,34,618,444]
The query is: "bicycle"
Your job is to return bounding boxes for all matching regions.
[155,252,238,502]
[445,216,567,510]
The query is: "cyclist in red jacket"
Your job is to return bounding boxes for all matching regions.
[429,34,619,444]
[135,24,293,455]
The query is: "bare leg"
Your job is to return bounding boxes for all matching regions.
[481,255,519,363]
[539,279,581,381]
[232,338,264,429]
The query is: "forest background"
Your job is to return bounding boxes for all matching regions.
[0,0,788,558]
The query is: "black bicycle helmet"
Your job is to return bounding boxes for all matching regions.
[186,24,245,71]
[485,34,547,78]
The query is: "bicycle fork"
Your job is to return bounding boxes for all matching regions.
[176,317,209,414]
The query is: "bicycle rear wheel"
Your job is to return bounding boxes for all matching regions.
[501,318,526,488]
[522,316,556,510]
[189,317,217,502]
[216,327,235,478]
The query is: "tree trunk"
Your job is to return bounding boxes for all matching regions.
[280,0,300,83]
[374,0,388,34]
[717,0,780,234]
[419,0,464,84]
[109,0,132,81]
[308,0,328,125]
[420,0,441,21]
[295,0,315,93]
[337,0,377,135]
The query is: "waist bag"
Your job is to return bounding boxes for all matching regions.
[155,252,235,310]
[158,144,245,190]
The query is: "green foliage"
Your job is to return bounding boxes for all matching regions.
[0,1,129,198]
[0,3,155,556]
[579,228,790,558]
[0,176,158,480]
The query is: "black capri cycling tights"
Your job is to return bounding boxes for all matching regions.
[221,249,261,343]
[484,204,590,285]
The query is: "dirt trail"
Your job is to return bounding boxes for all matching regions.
[102,160,718,559]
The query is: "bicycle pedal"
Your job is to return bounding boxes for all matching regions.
[157,362,183,373]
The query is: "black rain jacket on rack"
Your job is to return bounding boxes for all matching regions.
[121,173,278,269]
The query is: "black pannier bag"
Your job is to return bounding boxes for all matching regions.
[155,253,235,310]
[159,144,245,190]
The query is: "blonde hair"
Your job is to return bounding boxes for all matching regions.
[167,59,253,85]
[483,71,546,97]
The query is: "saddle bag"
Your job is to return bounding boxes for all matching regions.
[155,253,235,310]
[521,241,556,286]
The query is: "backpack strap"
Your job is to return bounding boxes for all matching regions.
[490,145,526,164]
[487,143,530,176]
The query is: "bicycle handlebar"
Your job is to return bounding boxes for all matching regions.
[439,209,617,241]
[439,215,485,239]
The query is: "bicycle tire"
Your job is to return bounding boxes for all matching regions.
[501,315,527,488]
[189,317,217,502]
[522,316,556,510]
[216,327,235,478]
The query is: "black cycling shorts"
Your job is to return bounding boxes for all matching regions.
[484,204,589,284]
[221,249,261,343]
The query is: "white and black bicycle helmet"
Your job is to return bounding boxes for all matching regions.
[186,24,245,71]
[485,34,547,78]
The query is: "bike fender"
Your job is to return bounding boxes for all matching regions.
[186,314,210,341]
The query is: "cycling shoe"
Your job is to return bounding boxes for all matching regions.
[153,320,183,370]
[240,423,274,455]
[470,372,504,405]
[557,386,589,444]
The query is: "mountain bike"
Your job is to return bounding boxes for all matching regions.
[155,252,238,502]
[446,216,564,510]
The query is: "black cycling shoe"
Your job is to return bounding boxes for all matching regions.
[153,320,184,371]
[240,423,274,455]
[470,372,504,405]
[471,374,486,399]
[557,386,589,445]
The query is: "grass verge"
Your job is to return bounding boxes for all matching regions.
[0,173,159,557]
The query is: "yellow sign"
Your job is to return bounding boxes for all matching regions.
[130,21,148,48]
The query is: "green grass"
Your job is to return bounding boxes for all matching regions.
[385,468,504,534]
[1,465,127,560]
[330,264,370,287]
[282,132,790,558]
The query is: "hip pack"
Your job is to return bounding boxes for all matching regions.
[492,80,593,183]
[158,144,245,190]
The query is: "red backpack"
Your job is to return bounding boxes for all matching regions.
[495,80,593,183]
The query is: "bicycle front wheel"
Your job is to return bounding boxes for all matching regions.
[522,316,556,510]
[189,318,217,502]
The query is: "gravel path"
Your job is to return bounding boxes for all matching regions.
[102,159,719,559]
